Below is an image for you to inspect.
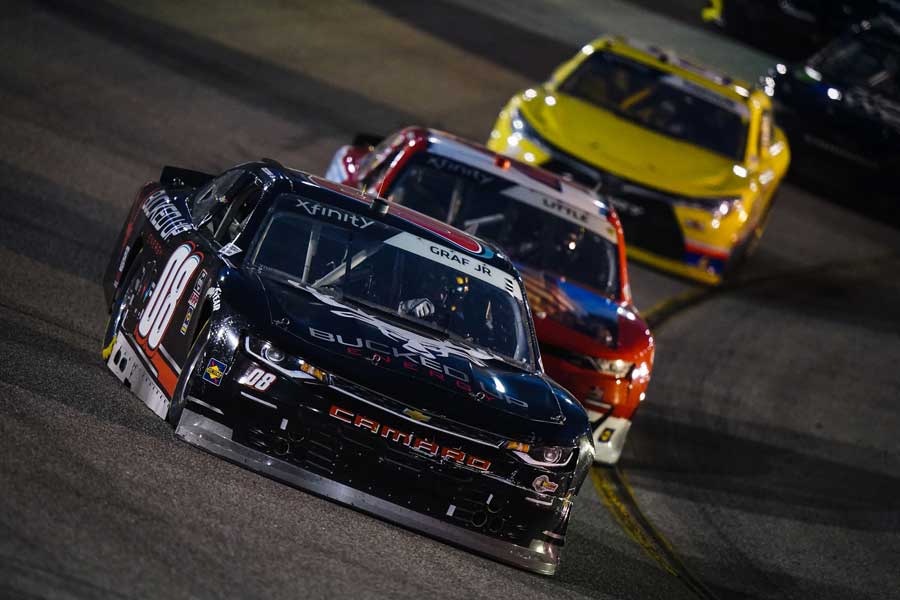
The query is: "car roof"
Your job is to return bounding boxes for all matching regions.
[248,162,519,274]
[419,128,616,220]
[590,36,755,104]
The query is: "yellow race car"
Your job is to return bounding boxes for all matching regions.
[488,36,790,284]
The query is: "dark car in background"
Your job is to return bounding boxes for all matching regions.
[702,0,900,59]
[101,161,594,575]
[765,17,900,202]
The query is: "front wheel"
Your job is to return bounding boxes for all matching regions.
[723,192,778,281]
[167,320,212,426]
[101,251,146,360]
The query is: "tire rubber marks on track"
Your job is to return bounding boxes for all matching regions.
[603,254,900,598]
[591,467,720,600]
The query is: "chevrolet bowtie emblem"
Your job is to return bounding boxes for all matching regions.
[403,408,431,422]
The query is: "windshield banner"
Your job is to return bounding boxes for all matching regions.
[501,186,618,244]
[385,232,524,301]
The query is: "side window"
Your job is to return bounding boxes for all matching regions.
[360,157,395,194]
[187,169,244,236]
[358,133,404,193]
[218,175,264,243]
[758,109,773,156]
[386,162,458,222]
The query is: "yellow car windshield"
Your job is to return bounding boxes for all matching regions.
[558,51,749,161]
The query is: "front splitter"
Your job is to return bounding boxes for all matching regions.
[175,409,561,575]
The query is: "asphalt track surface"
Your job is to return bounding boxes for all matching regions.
[1,2,898,599]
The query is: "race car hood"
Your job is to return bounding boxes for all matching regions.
[519,267,619,349]
[256,274,574,440]
[520,90,748,197]
[519,267,651,359]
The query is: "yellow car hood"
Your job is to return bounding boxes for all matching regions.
[522,92,747,198]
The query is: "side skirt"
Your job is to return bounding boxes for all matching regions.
[106,333,171,419]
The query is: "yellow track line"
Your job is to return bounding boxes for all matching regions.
[591,466,720,599]
[640,286,711,327]
[591,467,678,576]
[600,253,900,596]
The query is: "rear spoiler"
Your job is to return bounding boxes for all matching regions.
[160,165,214,189]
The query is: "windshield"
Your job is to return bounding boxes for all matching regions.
[386,153,620,299]
[814,34,900,98]
[558,51,749,161]
[250,194,535,366]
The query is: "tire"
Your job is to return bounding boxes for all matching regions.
[101,250,146,360]
[166,320,211,426]
[723,192,778,281]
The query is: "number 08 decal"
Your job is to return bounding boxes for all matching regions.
[138,243,203,351]
[242,367,276,391]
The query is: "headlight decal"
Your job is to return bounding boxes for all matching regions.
[244,336,329,383]
[509,106,551,152]
[508,442,575,468]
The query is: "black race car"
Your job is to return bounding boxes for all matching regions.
[765,17,900,202]
[101,161,593,575]
[702,0,899,60]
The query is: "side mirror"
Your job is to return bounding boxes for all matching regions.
[352,133,385,148]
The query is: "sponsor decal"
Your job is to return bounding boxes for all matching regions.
[306,288,504,367]
[142,190,192,240]
[499,185,618,244]
[208,287,221,311]
[180,270,209,335]
[328,405,491,472]
[403,408,431,422]
[117,246,130,275]
[427,145,563,194]
[191,270,208,304]
[540,197,588,223]
[532,474,559,494]
[599,428,614,443]
[179,308,194,335]
[203,357,227,386]
[309,327,529,410]
[219,242,242,257]
[142,281,156,304]
[146,235,164,256]
[240,366,276,391]
[660,73,750,118]
[296,199,375,229]
[425,155,495,185]
[385,232,523,300]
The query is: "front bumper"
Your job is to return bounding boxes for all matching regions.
[177,337,582,575]
[176,408,563,574]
